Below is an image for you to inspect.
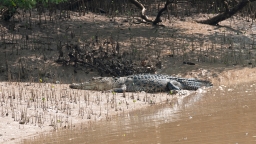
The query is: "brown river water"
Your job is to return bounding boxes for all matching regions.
[23,81,256,144]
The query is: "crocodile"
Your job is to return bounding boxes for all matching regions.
[69,74,212,93]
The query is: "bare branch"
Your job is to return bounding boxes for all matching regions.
[222,0,229,12]
[129,0,153,23]
[129,0,174,25]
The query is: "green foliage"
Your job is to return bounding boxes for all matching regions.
[1,0,67,9]
[38,0,68,8]
[0,0,67,20]
[2,0,36,9]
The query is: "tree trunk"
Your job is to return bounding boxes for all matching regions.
[2,8,16,21]
[153,0,173,25]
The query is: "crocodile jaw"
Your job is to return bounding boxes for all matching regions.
[70,82,96,90]
[70,81,113,90]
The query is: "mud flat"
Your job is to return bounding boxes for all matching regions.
[18,67,256,144]
[2,66,256,143]
[0,80,205,144]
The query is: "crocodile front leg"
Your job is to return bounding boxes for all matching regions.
[110,84,127,93]
[70,83,84,89]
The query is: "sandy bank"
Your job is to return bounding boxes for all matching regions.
[0,81,204,144]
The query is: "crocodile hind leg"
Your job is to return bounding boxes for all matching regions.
[167,80,183,90]
[110,84,127,93]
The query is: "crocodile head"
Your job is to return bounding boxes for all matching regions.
[70,77,114,90]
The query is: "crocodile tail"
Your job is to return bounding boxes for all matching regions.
[206,81,213,87]
[194,80,213,89]
[179,79,212,90]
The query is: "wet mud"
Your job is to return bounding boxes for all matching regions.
[23,78,256,144]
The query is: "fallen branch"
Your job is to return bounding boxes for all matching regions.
[197,0,256,25]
